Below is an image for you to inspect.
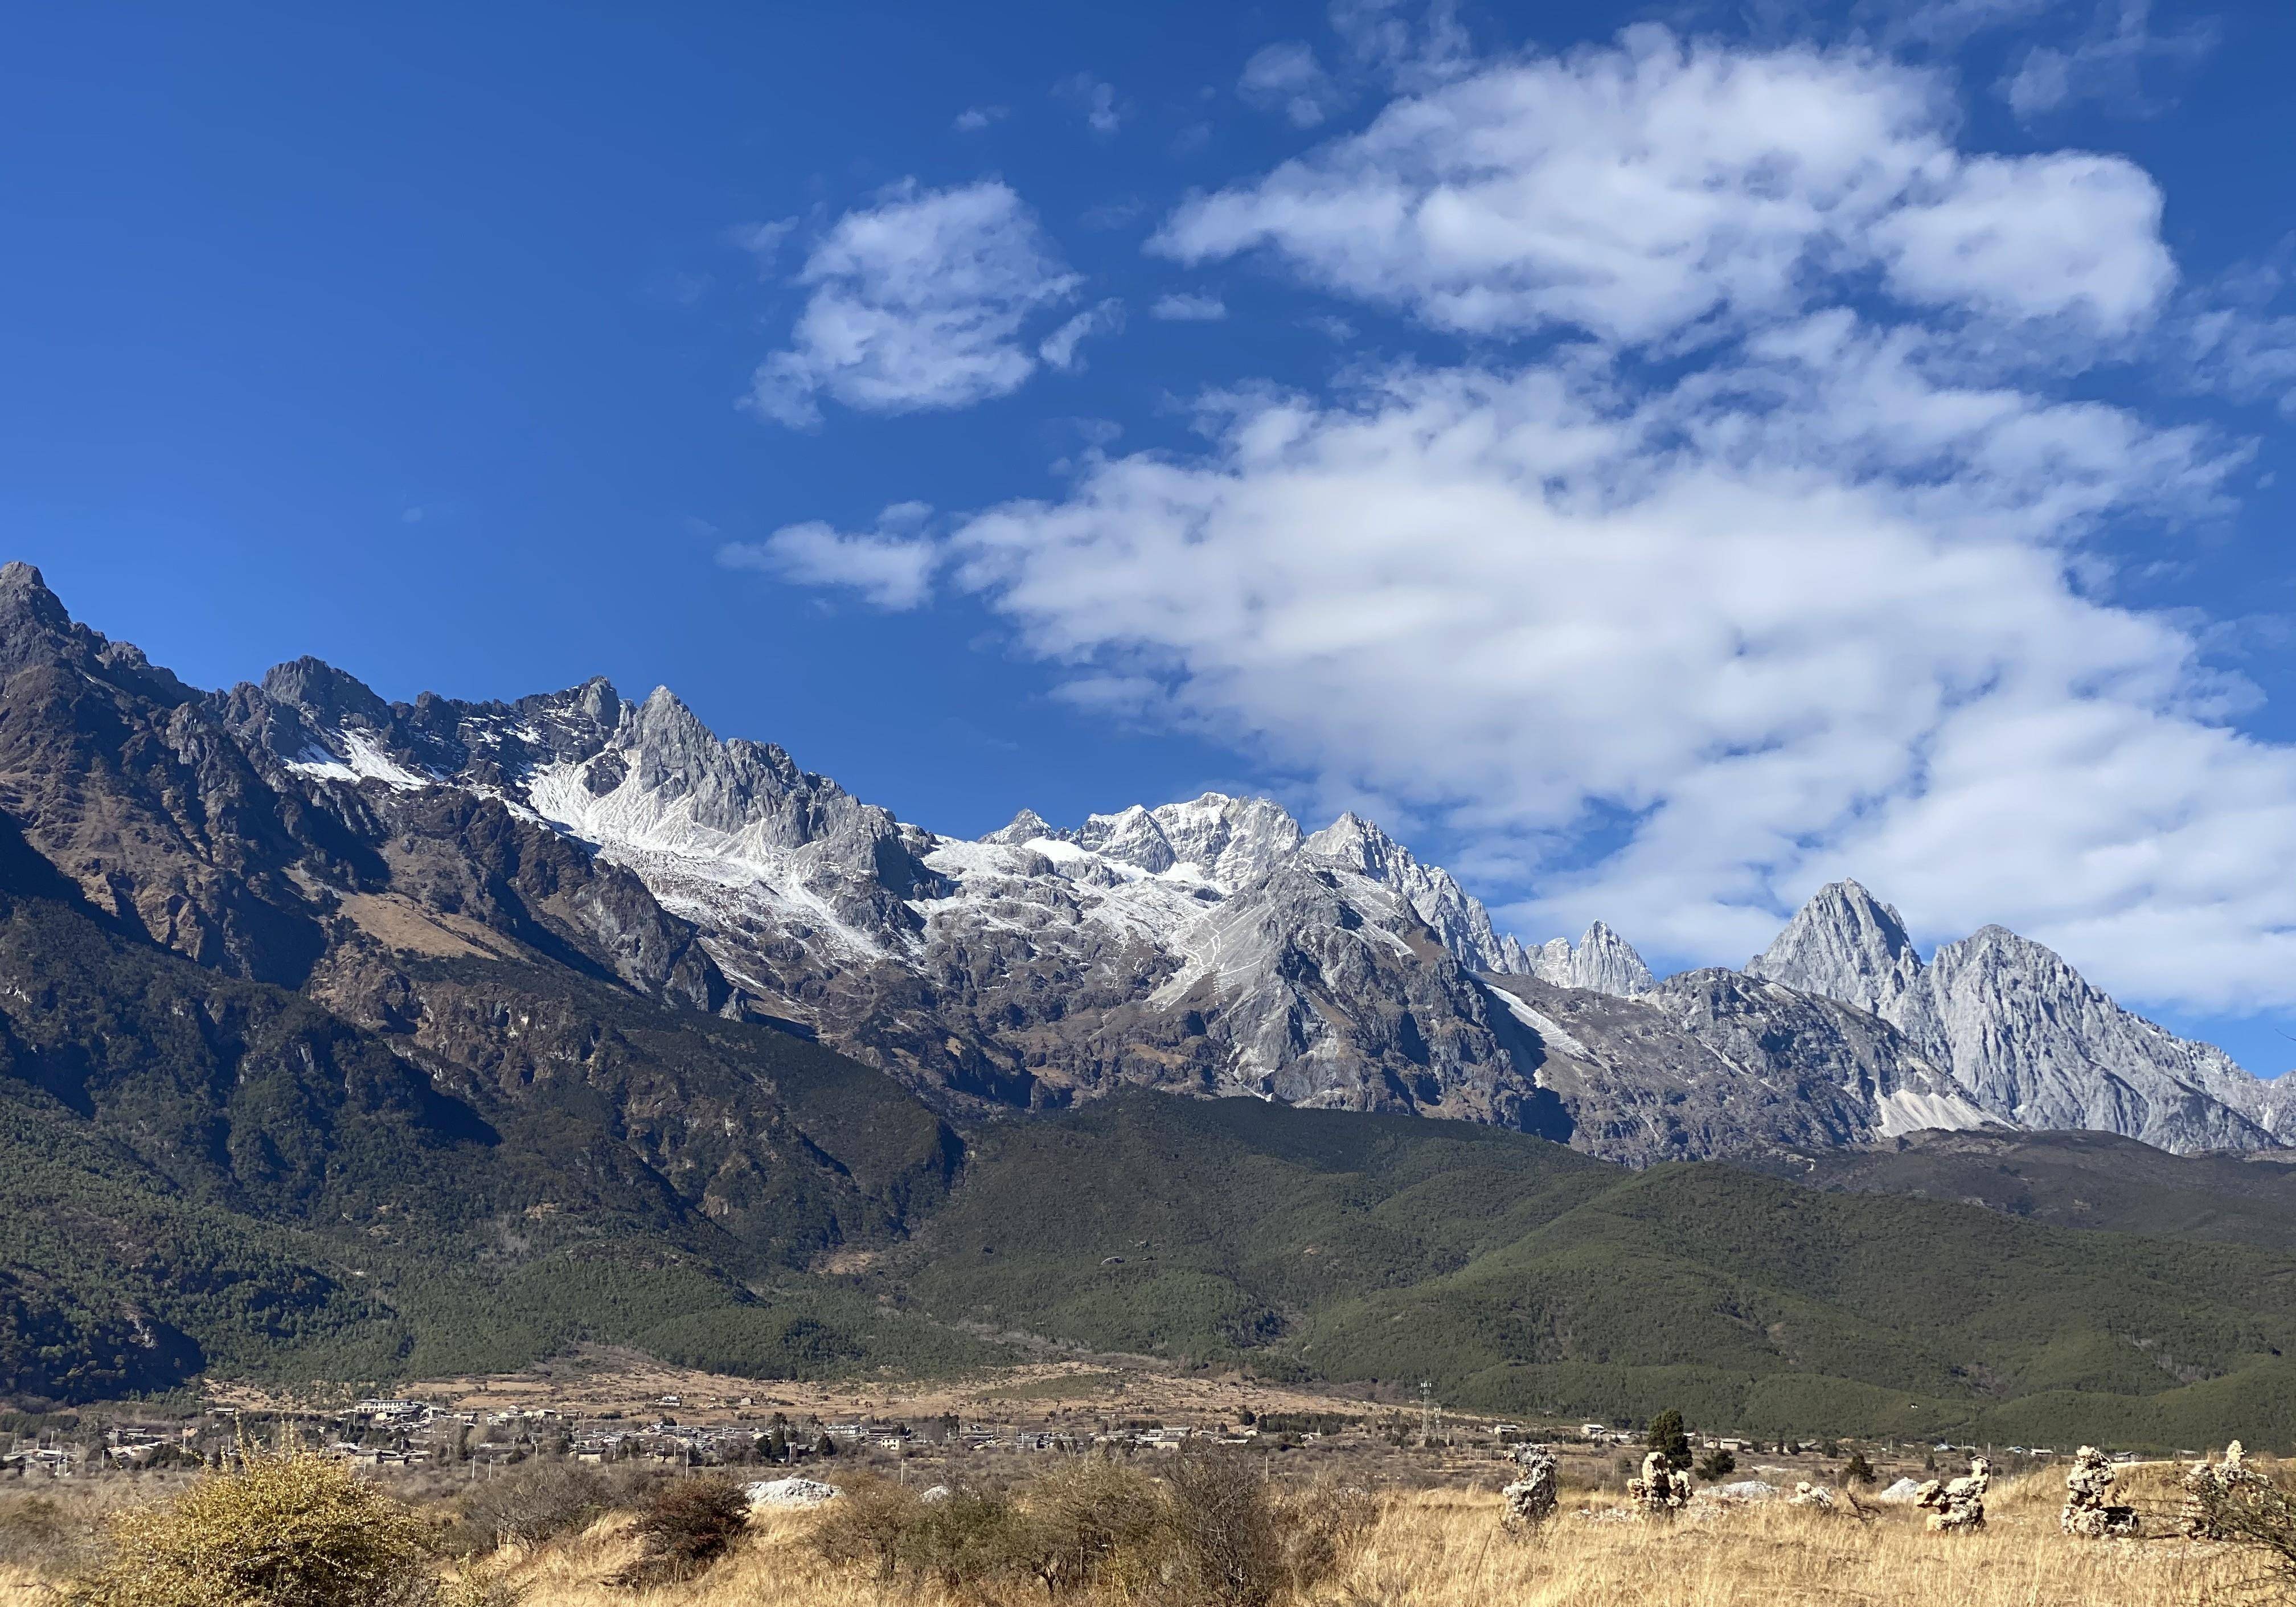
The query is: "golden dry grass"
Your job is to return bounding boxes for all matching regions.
[1,1465,2277,1606]
[458,1469,2272,1607]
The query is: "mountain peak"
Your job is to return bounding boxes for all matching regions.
[0,560,64,622]
[260,656,392,728]
[981,808,1055,847]
[1525,923,1655,995]
[1747,879,1924,1017]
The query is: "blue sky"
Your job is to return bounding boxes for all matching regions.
[9,1,2296,1066]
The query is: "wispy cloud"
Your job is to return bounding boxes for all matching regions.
[720,502,940,610]
[1999,0,2215,118]
[1151,293,1228,322]
[953,105,1008,132]
[1239,42,1348,128]
[1055,73,1125,135]
[1038,299,1125,371]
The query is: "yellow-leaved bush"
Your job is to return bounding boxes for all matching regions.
[65,1446,437,1607]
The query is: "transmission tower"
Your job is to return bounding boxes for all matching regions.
[1418,1381,1440,1446]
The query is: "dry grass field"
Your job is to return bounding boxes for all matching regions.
[5,1460,2272,1607]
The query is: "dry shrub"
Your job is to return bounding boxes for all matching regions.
[903,1490,1026,1588]
[1162,1452,1372,1607]
[2184,1461,2296,1588]
[1277,1478,1377,1595]
[460,1464,612,1549]
[61,1446,435,1607]
[802,1456,1370,1605]
[807,1476,926,1582]
[1010,1457,1165,1596]
[0,1494,88,1572]
[609,1474,749,1588]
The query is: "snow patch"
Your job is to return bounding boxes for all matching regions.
[1874,1086,1995,1138]
[1482,982,1594,1060]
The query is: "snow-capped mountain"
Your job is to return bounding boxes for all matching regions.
[203,620,2291,1161]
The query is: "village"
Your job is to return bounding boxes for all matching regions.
[0,1365,2143,1499]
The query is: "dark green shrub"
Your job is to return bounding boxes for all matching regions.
[1645,1410,1692,1472]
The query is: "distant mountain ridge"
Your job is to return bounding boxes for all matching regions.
[1,559,2283,1163]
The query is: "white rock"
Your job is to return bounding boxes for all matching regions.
[747,1477,842,1508]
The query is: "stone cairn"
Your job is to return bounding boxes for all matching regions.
[2182,1441,2254,1539]
[1913,1457,1991,1533]
[1501,1444,1560,1531]
[1787,1481,1836,1511]
[1628,1450,1692,1516]
[2060,1446,2139,1538]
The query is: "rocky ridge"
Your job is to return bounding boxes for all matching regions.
[1749,881,2288,1155]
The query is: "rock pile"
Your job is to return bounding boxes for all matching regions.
[1787,1481,1836,1511]
[1914,1457,1990,1532]
[2182,1441,2253,1539]
[1502,1445,1560,1531]
[745,1477,841,1509]
[1628,1450,1692,1516]
[2060,1446,2138,1538]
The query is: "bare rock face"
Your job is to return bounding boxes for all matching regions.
[1501,1445,1559,1531]
[1477,969,1990,1165]
[1752,880,2283,1156]
[2061,1446,2138,1538]
[1914,1458,1990,1532]
[2182,1441,2253,1539]
[1302,811,1534,974]
[1526,922,1655,997]
[1786,1482,1836,1511]
[1628,1452,1691,1516]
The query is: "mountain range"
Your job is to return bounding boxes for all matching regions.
[155,561,2282,1163]
[9,557,2296,1446]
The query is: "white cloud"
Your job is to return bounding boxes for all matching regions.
[2000,0,2214,118]
[1056,73,1124,135]
[1155,27,2175,342]
[1039,300,1125,371]
[719,510,940,610]
[1327,0,1473,85]
[1151,293,1229,322]
[759,27,2296,1015]
[953,105,1009,132]
[744,180,1083,427]
[1240,42,1347,128]
[2179,260,2296,419]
